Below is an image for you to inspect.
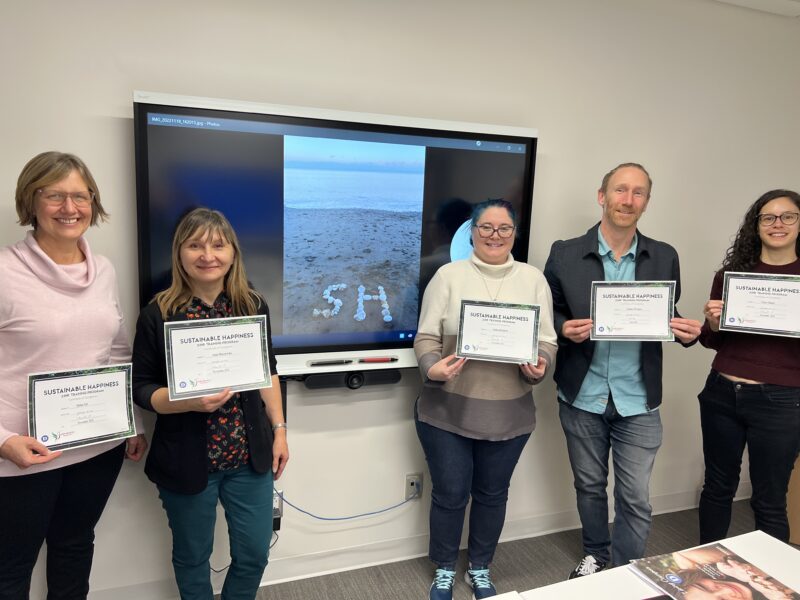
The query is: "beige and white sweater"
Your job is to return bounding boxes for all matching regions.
[414,253,557,440]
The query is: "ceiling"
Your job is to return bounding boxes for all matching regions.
[712,0,800,17]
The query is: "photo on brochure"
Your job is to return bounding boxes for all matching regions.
[629,543,799,600]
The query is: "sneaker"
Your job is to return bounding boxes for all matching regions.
[568,554,607,579]
[465,566,497,599]
[429,568,456,600]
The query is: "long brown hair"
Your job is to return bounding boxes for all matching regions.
[154,208,259,318]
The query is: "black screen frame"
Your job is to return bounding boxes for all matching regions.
[133,93,538,375]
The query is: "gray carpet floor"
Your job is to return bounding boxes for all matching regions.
[245,501,758,599]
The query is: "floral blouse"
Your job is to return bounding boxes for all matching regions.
[186,293,250,472]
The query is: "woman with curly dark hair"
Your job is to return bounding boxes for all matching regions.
[697,189,800,544]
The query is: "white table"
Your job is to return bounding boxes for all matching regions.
[517,530,800,599]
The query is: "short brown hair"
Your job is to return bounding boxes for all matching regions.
[15,151,108,227]
[599,162,652,198]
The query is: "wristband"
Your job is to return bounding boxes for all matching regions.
[272,423,287,432]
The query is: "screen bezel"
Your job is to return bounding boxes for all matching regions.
[133,91,538,376]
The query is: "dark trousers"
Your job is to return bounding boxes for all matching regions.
[415,414,529,569]
[0,443,125,600]
[698,370,800,543]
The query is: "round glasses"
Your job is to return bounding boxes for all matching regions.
[757,212,799,227]
[474,224,516,238]
[37,189,95,207]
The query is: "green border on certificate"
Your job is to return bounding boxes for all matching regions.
[590,281,676,341]
[28,363,135,452]
[720,272,800,338]
[164,315,271,401]
[456,300,540,364]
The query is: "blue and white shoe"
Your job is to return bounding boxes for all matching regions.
[465,566,497,599]
[429,568,456,600]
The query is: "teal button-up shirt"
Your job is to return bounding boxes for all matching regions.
[562,230,649,416]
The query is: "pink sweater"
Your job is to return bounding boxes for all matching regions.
[0,232,142,477]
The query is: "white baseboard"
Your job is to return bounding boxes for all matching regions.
[264,482,754,586]
[88,579,178,600]
[266,534,430,585]
[88,484,754,598]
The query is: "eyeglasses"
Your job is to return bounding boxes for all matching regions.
[474,224,516,238]
[757,212,799,226]
[37,189,95,207]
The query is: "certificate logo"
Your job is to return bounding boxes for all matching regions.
[598,326,605,332]
[179,381,188,389]
[665,573,683,584]
[463,344,471,351]
[40,434,49,442]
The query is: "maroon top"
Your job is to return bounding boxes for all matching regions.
[699,259,800,387]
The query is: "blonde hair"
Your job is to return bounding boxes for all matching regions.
[154,208,259,318]
[15,151,108,227]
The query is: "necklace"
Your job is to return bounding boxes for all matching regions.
[473,263,509,301]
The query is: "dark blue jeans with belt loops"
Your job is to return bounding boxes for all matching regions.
[698,370,800,543]
[415,413,530,569]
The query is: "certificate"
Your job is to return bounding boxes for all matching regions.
[720,272,800,337]
[456,300,540,364]
[591,281,675,341]
[164,315,272,401]
[28,364,136,452]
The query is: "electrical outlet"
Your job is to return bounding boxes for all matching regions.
[405,473,423,500]
[273,488,283,519]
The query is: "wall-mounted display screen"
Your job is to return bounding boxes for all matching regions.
[133,92,537,376]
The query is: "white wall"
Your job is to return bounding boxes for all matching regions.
[1,0,799,597]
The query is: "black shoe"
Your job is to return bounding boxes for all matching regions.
[568,555,607,579]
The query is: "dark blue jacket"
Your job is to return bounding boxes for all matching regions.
[543,223,694,410]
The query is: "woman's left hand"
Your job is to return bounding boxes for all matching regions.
[125,434,148,461]
[520,356,547,382]
[272,430,289,480]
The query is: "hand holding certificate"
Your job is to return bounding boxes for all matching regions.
[591,281,676,341]
[456,300,541,364]
[720,272,800,338]
[28,364,136,452]
[165,315,272,401]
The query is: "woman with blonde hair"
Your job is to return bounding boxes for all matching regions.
[0,151,146,599]
[132,207,288,600]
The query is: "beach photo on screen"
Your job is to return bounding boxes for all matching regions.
[283,136,425,338]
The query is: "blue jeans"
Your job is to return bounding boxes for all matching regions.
[158,466,273,600]
[698,370,800,543]
[415,414,530,568]
[559,399,662,567]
